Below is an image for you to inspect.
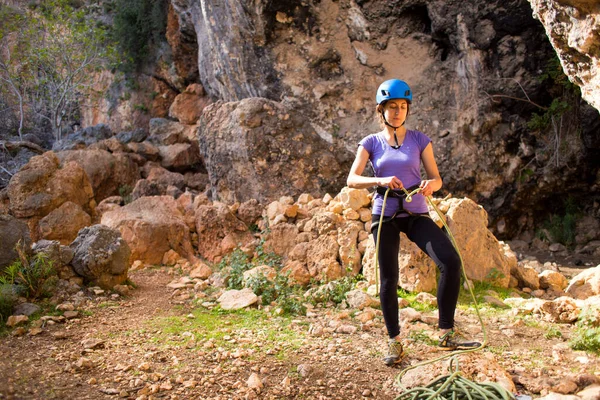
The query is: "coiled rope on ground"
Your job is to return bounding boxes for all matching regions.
[373,187,515,400]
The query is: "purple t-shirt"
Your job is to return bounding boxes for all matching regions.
[359,130,432,216]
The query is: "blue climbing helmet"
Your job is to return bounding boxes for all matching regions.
[376,79,412,104]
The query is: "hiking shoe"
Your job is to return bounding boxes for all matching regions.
[383,339,406,366]
[438,329,481,351]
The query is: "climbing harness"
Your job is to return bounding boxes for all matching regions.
[371,186,509,399]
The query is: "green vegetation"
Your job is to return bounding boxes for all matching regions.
[570,306,600,354]
[0,0,115,140]
[133,103,149,113]
[305,275,356,307]
[217,246,306,316]
[146,307,305,357]
[112,0,168,71]
[118,184,133,204]
[456,277,515,306]
[537,196,580,247]
[408,329,438,346]
[527,56,580,133]
[218,249,253,290]
[0,248,57,324]
[0,252,56,300]
[218,241,366,316]
[544,325,562,340]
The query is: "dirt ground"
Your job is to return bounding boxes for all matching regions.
[0,253,598,400]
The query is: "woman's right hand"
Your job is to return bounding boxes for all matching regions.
[378,176,403,190]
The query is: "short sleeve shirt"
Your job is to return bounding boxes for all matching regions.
[359,130,432,216]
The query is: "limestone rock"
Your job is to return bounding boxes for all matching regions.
[57,149,140,203]
[0,214,32,269]
[7,152,95,232]
[198,98,353,204]
[566,265,600,299]
[102,196,196,265]
[38,201,91,245]
[218,288,258,310]
[70,224,131,289]
[195,201,251,262]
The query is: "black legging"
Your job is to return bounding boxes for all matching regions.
[371,214,461,338]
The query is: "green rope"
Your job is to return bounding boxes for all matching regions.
[372,187,508,400]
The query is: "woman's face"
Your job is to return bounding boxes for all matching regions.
[383,99,409,125]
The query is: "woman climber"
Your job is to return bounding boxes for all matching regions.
[346,79,480,366]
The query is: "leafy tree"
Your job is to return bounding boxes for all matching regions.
[112,0,168,72]
[0,1,114,141]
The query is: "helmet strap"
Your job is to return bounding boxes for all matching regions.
[381,111,404,149]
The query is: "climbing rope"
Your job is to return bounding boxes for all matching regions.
[372,187,512,399]
[395,356,514,400]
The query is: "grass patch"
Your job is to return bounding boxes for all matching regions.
[145,307,305,357]
[570,306,600,354]
[457,280,517,309]
[407,329,437,346]
[544,325,563,340]
[397,288,436,313]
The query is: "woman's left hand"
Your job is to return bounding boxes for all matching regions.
[419,180,434,197]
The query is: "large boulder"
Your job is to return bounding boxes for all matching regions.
[566,265,600,299]
[195,201,253,262]
[70,224,131,289]
[198,98,353,204]
[0,214,32,270]
[157,142,202,172]
[56,149,140,203]
[7,152,95,240]
[168,83,212,124]
[444,198,514,287]
[38,201,91,245]
[101,196,196,265]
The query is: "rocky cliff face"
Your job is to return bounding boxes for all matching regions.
[528,0,600,113]
[164,0,599,239]
[82,0,599,240]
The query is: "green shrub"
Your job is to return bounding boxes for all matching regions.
[305,276,355,306]
[544,325,562,340]
[0,252,57,300]
[112,0,168,71]
[537,197,580,247]
[246,272,307,315]
[570,306,600,354]
[254,239,282,267]
[219,249,253,290]
[118,184,133,204]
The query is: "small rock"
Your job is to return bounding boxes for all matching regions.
[75,357,93,370]
[335,324,358,334]
[138,362,151,371]
[63,310,79,319]
[247,373,263,390]
[113,285,130,296]
[81,338,105,349]
[56,303,75,312]
[6,315,29,327]
[13,303,41,316]
[297,364,312,378]
[29,327,43,336]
